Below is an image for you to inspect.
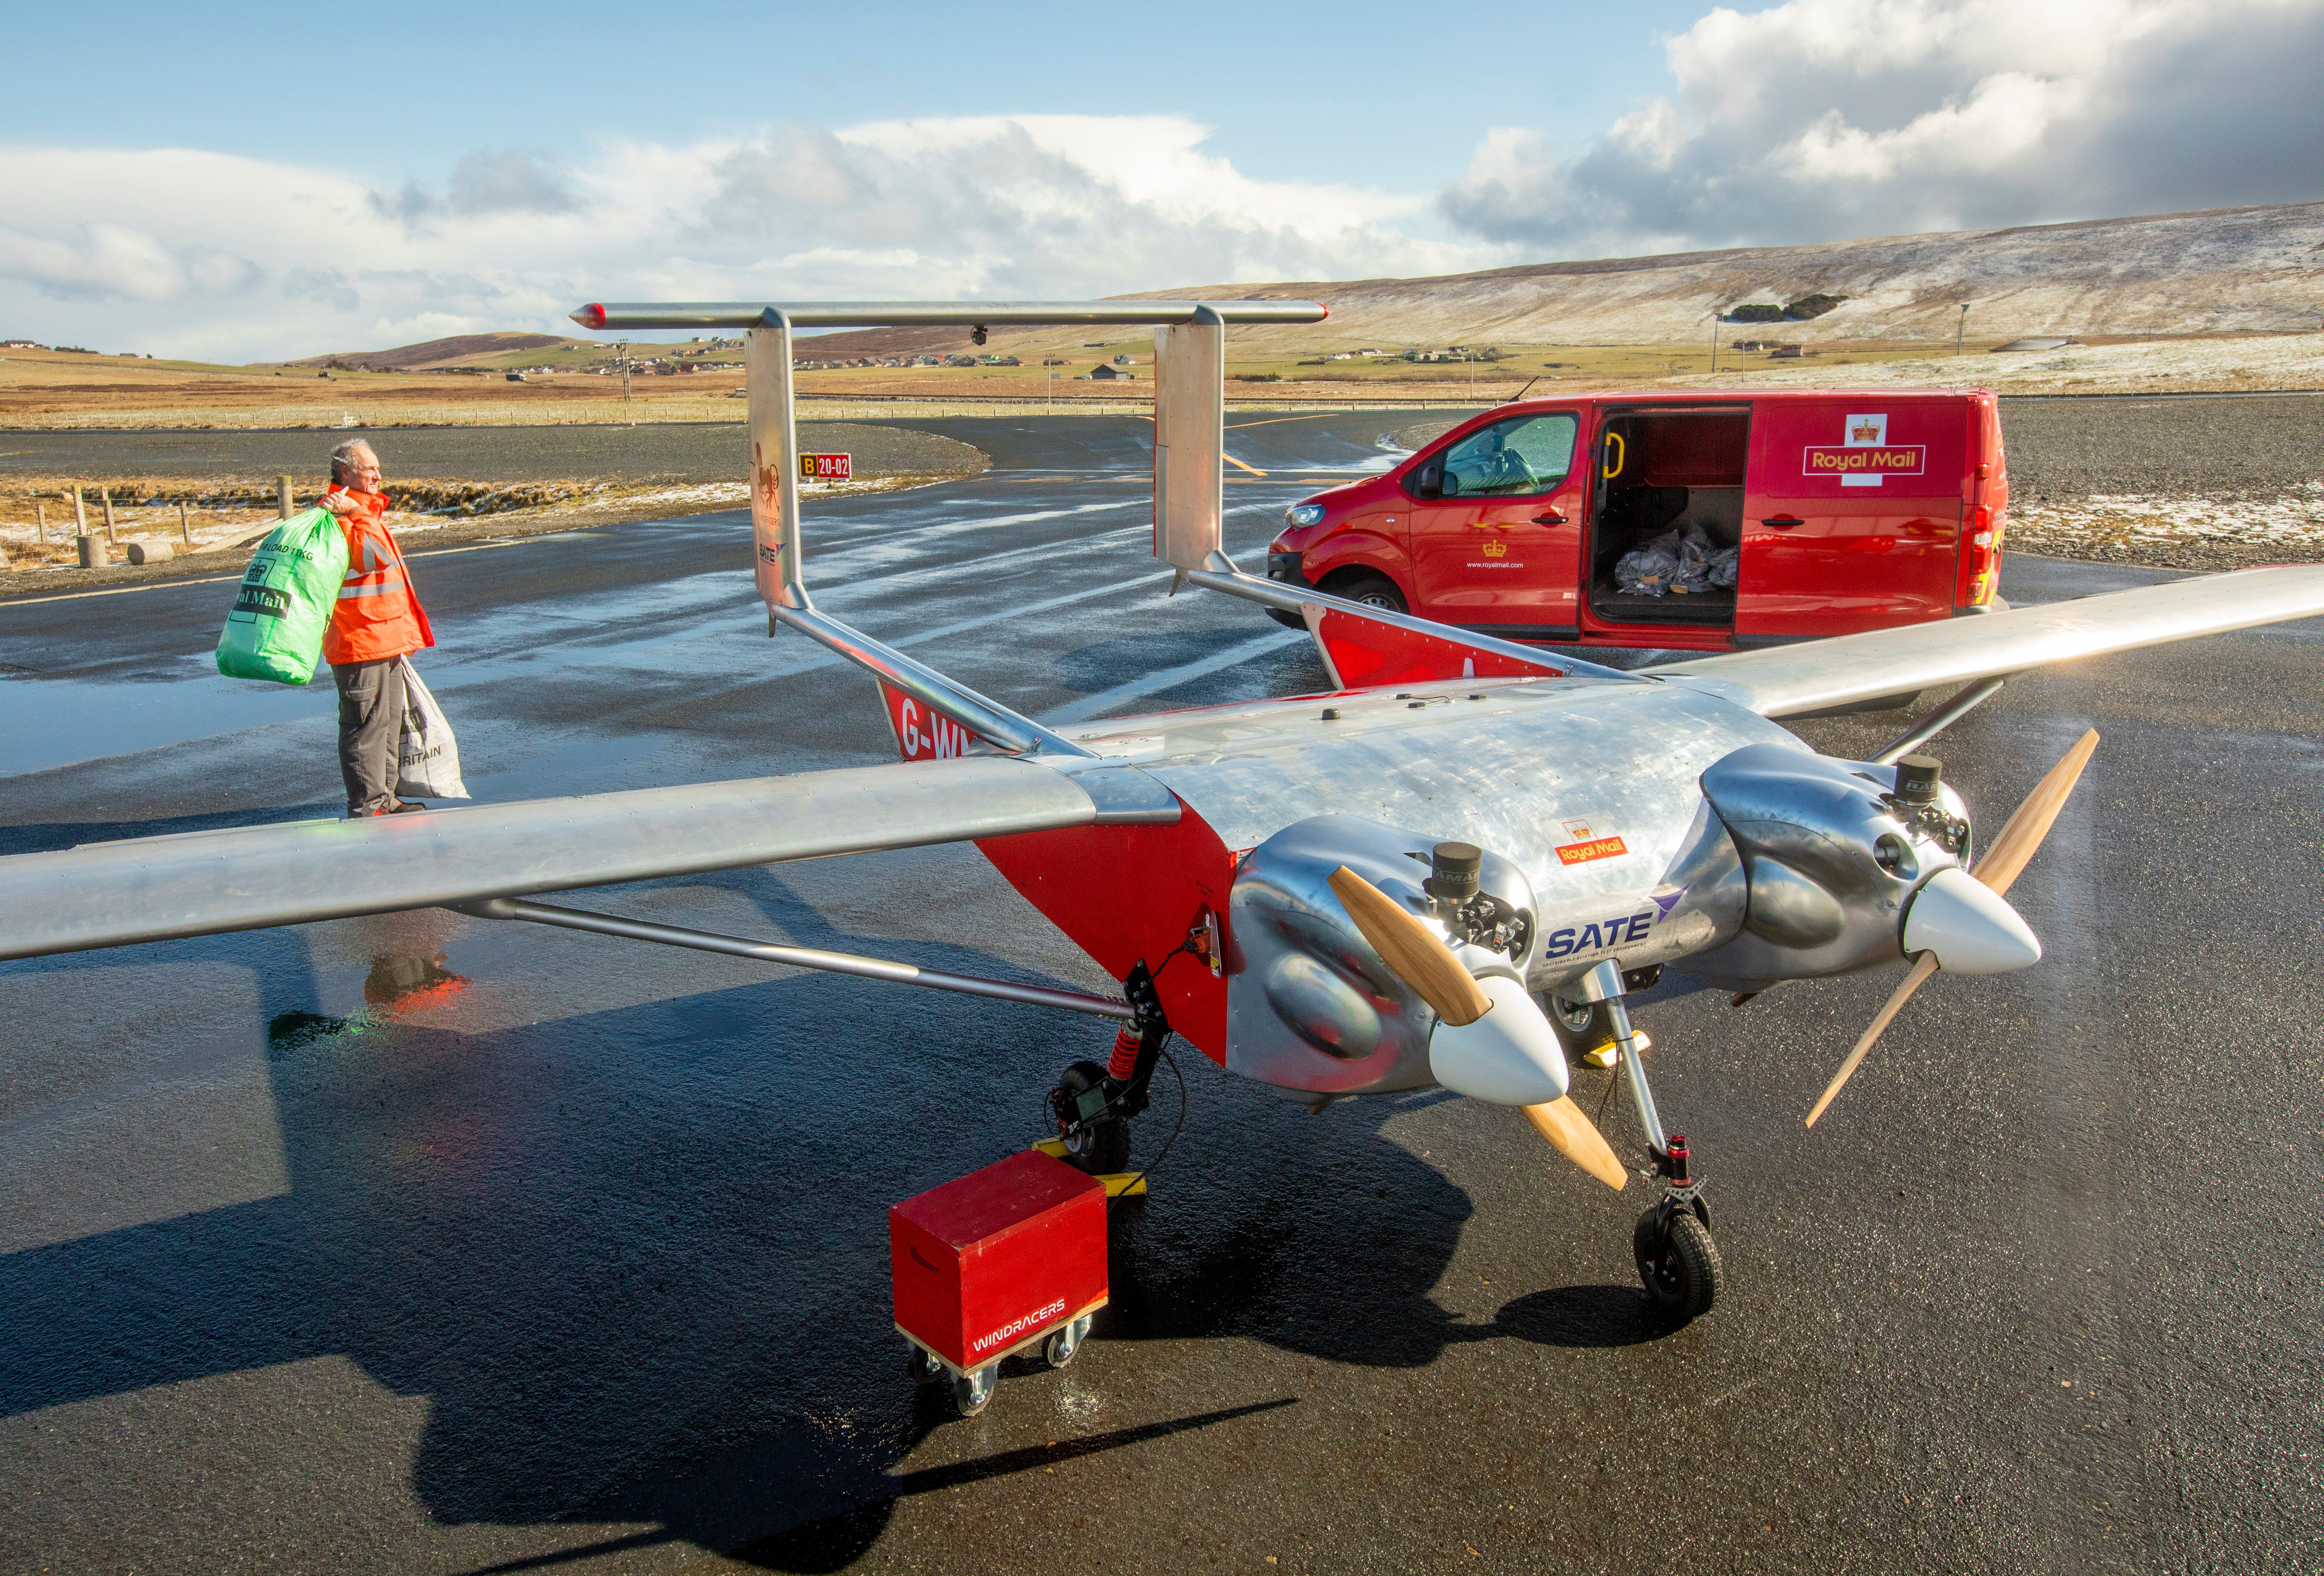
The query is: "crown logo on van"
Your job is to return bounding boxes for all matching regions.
[1481,539,1508,557]
[1851,418,1882,442]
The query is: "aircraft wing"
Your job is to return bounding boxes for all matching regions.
[1652,565,2324,717]
[0,755,1163,962]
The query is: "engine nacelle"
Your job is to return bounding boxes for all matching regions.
[1227,815,1540,1098]
[1688,744,1981,991]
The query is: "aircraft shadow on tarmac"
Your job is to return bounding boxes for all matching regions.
[0,859,1679,1572]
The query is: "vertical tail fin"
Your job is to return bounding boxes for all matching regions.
[1153,307,1227,581]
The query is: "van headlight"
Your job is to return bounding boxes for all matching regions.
[1284,503,1326,528]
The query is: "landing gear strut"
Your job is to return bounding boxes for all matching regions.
[1574,960,1724,1322]
[1048,961,1169,1177]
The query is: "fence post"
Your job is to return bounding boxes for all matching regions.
[100,486,117,543]
[73,485,87,535]
[36,502,46,543]
[179,500,192,544]
[278,475,293,519]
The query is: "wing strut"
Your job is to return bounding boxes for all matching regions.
[1871,675,2008,764]
[458,896,1136,1020]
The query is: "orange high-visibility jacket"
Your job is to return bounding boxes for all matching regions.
[321,486,435,666]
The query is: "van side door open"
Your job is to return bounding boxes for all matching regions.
[1739,399,1967,640]
[1405,408,1586,637]
[1583,405,1750,635]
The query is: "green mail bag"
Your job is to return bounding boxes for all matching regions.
[214,507,349,685]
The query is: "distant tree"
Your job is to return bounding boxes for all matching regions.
[1722,304,1786,323]
[1783,294,1848,320]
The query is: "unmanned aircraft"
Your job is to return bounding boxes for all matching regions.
[5,299,2320,1326]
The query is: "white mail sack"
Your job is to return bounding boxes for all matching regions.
[394,656,471,800]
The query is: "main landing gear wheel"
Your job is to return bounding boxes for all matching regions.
[1634,1205,1723,1322]
[1052,1059,1130,1176]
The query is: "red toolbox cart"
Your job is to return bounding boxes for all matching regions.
[892,1149,1109,1416]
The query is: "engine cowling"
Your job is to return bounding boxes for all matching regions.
[1227,815,1541,1098]
[1689,744,1992,991]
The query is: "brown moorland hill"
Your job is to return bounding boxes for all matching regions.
[287,332,583,370]
[794,199,2324,362]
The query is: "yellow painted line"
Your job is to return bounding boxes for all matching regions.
[0,534,533,607]
[1222,454,1269,478]
[1,573,246,606]
[1227,412,1342,429]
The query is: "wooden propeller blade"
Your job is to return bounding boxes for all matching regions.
[1806,730,2099,1127]
[1327,866,1492,1026]
[1970,728,2099,896]
[1804,953,1937,1127]
[1523,1097,1627,1189]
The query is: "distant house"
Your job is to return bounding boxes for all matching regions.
[1090,364,1135,381]
[1,339,41,349]
[1768,344,1804,359]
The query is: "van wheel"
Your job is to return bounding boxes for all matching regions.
[1322,571,1407,615]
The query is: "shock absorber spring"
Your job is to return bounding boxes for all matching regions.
[1106,1025,1141,1081]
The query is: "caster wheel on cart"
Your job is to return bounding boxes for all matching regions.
[1634,1206,1722,1322]
[953,1364,997,1417]
[906,1343,944,1386]
[1053,1060,1131,1175]
[1044,1315,1091,1370]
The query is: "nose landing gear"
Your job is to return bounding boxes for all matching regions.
[1573,961,1723,1322]
[1633,1135,1722,1321]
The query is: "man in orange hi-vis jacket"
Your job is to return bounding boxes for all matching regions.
[316,439,437,817]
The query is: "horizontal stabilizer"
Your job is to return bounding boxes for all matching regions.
[1657,565,2324,717]
[0,756,1102,961]
[1303,602,1566,690]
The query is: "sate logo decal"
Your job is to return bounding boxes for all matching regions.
[1803,410,1925,488]
[1541,885,1689,961]
[1555,816,1628,866]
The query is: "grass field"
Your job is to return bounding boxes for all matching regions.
[5,331,2319,433]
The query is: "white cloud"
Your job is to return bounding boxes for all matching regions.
[1441,0,2324,255]
[0,117,1504,361]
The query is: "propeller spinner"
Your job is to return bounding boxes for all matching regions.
[1327,864,1627,1189]
[1805,729,2100,1126]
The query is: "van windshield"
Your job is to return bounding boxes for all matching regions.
[1439,412,1577,498]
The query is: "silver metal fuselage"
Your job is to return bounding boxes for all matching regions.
[1051,672,1798,1098]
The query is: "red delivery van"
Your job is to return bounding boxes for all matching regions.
[1264,390,2008,651]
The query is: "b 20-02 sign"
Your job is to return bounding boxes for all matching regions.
[799,452,852,481]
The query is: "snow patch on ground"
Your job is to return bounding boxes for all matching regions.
[1669,333,2324,395]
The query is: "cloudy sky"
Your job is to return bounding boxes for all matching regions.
[4,0,2319,360]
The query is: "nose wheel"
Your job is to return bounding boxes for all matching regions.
[1571,961,1723,1323]
[1634,1198,1722,1321]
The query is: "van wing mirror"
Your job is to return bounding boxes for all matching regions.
[1414,459,1444,499]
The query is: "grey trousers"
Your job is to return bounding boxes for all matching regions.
[332,658,406,815]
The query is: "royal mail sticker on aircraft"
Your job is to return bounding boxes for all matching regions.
[1802,413,1925,488]
[1555,816,1628,866]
